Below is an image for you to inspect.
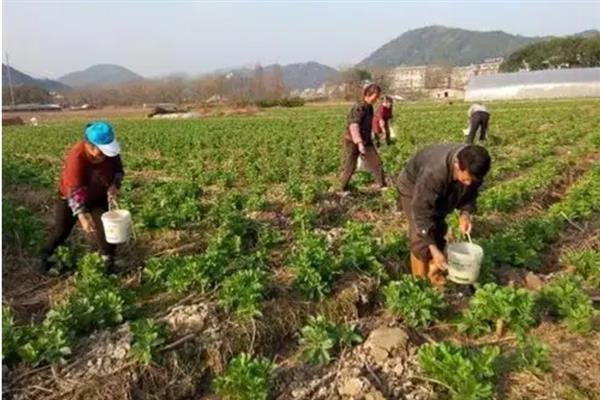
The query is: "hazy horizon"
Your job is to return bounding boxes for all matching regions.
[2,1,599,80]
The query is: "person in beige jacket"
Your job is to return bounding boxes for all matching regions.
[465,103,490,145]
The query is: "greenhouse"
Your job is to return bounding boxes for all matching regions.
[465,67,600,101]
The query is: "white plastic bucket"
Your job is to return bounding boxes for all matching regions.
[101,209,132,244]
[447,242,484,284]
[357,155,367,171]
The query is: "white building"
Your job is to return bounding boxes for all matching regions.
[388,59,503,94]
[465,68,600,101]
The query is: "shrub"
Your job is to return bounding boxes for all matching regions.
[478,159,561,212]
[291,206,318,232]
[301,179,330,204]
[219,269,268,320]
[2,306,21,363]
[139,180,204,229]
[379,232,410,261]
[419,339,550,400]
[2,157,55,189]
[4,307,71,367]
[339,222,387,280]
[418,342,501,400]
[299,315,362,365]
[382,276,446,327]
[16,323,71,367]
[47,253,127,336]
[481,218,558,271]
[560,249,600,288]
[548,164,600,222]
[460,283,537,337]
[539,275,597,333]
[49,245,79,274]
[278,97,305,107]
[213,353,273,400]
[511,337,551,374]
[247,185,269,211]
[255,97,304,108]
[4,253,132,367]
[2,199,44,252]
[130,318,170,366]
[291,232,340,300]
[144,232,241,294]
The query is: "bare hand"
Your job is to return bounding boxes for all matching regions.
[429,245,448,270]
[459,213,473,235]
[78,213,96,235]
[358,142,366,155]
[108,184,119,202]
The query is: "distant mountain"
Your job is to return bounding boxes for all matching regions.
[278,62,338,89]
[218,62,338,90]
[2,64,70,92]
[58,64,143,88]
[152,72,191,81]
[573,29,600,38]
[360,25,546,67]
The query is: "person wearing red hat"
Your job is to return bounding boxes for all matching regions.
[41,121,124,274]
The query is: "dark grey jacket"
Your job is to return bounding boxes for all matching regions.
[397,143,482,246]
[345,100,374,145]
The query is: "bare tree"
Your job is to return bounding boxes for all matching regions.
[252,64,266,100]
[369,66,393,94]
[424,65,452,89]
[337,67,373,100]
[60,63,293,107]
[2,85,51,104]
[268,64,287,98]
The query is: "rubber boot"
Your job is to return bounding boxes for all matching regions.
[410,252,428,279]
[428,260,447,288]
[102,255,117,275]
[40,257,52,273]
[39,256,58,276]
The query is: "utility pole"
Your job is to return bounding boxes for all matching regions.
[5,52,16,106]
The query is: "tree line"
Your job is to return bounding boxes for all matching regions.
[500,36,600,72]
[2,65,390,107]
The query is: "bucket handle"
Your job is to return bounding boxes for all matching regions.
[108,198,120,212]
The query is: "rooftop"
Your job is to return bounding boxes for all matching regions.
[467,67,600,89]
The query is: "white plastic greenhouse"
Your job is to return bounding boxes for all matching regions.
[465,67,600,101]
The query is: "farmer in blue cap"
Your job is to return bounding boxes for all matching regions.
[41,121,124,274]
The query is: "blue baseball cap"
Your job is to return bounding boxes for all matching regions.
[84,121,120,157]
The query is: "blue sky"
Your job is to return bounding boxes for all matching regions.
[2,1,599,79]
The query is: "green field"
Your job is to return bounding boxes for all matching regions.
[3,99,600,400]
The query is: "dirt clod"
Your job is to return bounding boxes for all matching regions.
[525,272,544,291]
[364,327,409,363]
[338,376,364,397]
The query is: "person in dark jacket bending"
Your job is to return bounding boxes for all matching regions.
[340,84,386,191]
[396,144,491,286]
